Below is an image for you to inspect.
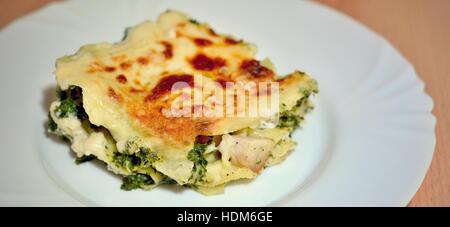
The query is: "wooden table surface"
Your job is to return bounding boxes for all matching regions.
[1,0,448,206]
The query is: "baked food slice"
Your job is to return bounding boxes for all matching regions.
[47,10,318,195]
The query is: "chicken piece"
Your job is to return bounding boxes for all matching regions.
[219,134,275,173]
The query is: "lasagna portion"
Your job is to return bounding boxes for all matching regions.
[47,10,318,195]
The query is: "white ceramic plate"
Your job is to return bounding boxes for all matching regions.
[0,0,436,206]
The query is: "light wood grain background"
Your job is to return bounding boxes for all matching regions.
[1,0,448,206]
